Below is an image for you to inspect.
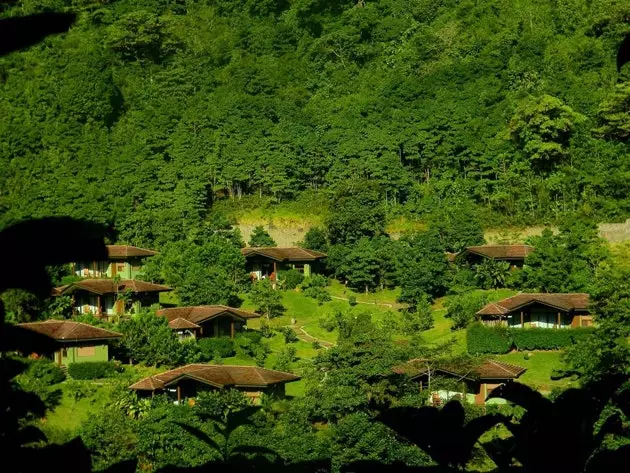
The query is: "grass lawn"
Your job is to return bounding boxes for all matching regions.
[494,351,576,392]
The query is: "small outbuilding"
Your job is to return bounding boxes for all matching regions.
[457,244,535,268]
[72,244,157,280]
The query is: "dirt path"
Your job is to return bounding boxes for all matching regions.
[329,295,406,310]
[286,325,335,349]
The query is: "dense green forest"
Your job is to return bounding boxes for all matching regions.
[1,0,630,245]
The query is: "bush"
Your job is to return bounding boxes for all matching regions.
[259,319,273,338]
[510,327,596,351]
[278,326,299,344]
[27,358,66,385]
[303,285,331,304]
[348,295,357,306]
[467,323,512,355]
[198,337,235,359]
[280,269,304,290]
[446,292,489,330]
[68,361,118,380]
[301,274,328,289]
[273,346,297,371]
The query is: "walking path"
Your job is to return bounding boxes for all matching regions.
[286,325,335,349]
[329,295,406,310]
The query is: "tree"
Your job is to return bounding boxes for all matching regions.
[445,292,489,331]
[564,266,630,383]
[594,82,630,142]
[0,289,42,323]
[474,259,511,289]
[521,217,609,293]
[249,279,284,320]
[117,311,183,366]
[428,200,485,253]
[143,237,247,307]
[398,231,450,305]
[326,180,386,245]
[332,238,381,293]
[509,95,585,173]
[402,296,434,333]
[247,226,276,247]
[300,227,328,253]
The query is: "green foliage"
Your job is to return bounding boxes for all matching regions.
[68,361,118,380]
[508,95,585,172]
[521,218,610,292]
[300,227,328,252]
[301,274,331,303]
[326,180,386,245]
[247,225,276,247]
[16,358,65,411]
[594,82,630,142]
[428,200,485,253]
[65,379,98,402]
[273,346,297,371]
[348,295,357,306]
[398,231,450,304]
[474,260,511,289]
[278,326,299,344]
[198,337,235,359]
[466,323,512,355]
[510,328,596,351]
[118,311,183,366]
[1,289,42,323]
[143,237,247,306]
[402,296,434,333]
[80,408,138,472]
[446,292,489,331]
[250,279,285,319]
[278,268,304,290]
[233,331,270,361]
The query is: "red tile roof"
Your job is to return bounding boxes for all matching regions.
[241,247,327,262]
[156,305,260,326]
[55,279,172,296]
[462,244,535,260]
[106,245,157,258]
[477,293,590,316]
[396,358,526,381]
[17,320,122,341]
[129,364,300,391]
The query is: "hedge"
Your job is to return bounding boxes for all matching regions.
[198,337,235,359]
[467,323,512,355]
[467,324,597,354]
[510,327,595,351]
[68,361,118,380]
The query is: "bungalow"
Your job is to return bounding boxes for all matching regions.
[242,247,327,281]
[457,244,535,268]
[16,320,121,366]
[476,293,593,328]
[129,364,300,403]
[72,245,157,280]
[156,305,261,340]
[54,279,172,318]
[396,358,526,406]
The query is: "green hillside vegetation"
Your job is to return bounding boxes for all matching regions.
[2,0,630,246]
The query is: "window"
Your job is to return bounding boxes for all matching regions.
[117,264,125,272]
[78,346,96,357]
[62,348,68,357]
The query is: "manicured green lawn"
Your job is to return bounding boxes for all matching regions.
[494,351,575,392]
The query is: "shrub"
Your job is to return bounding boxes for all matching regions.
[68,361,118,380]
[16,358,66,410]
[303,285,331,304]
[27,358,66,385]
[510,327,596,351]
[301,274,328,289]
[467,323,512,355]
[259,319,273,338]
[280,269,304,290]
[278,326,299,344]
[198,337,235,359]
[348,295,357,306]
[446,292,489,330]
[273,346,297,371]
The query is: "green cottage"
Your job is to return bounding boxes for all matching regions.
[16,320,122,366]
[72,245,157,280]
[241,247,327,281]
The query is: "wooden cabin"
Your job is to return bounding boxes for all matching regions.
[457,244,535,268]
[156,305,261,340]
[129,364,300,404]
[476,293,592,328]
[241,247,327,281]
[72,245,157,280]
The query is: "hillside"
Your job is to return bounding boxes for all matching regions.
[2,0,630,247]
